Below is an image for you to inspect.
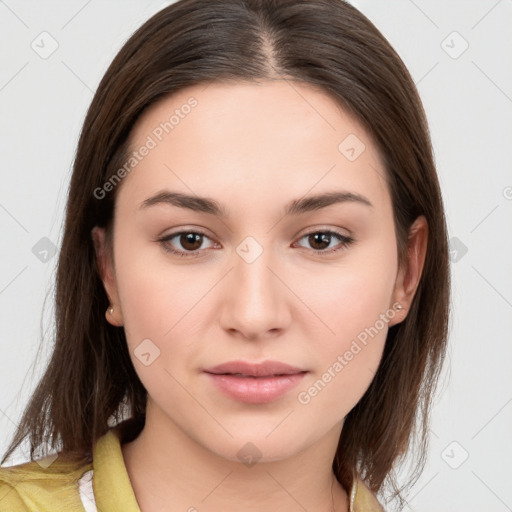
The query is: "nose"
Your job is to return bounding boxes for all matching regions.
[219,239,292,341]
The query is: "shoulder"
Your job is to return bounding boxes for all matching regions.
[0,454,92,512]
[0,472,29,512]
[350,476,385,512]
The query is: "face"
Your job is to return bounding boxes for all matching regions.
[93,80,425,462]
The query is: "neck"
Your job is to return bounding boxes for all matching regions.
[121,401,349,512]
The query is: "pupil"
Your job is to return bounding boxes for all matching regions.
[182,233,201,250]
[310,233,330,250]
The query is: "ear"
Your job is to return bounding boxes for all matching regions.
[91,226,124,327]
[388,215,428,327]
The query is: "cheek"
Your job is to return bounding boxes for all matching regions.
[294,243,397,412]
[296,236,397,341]
[295,293,391,418]
[112,247,211,413]
[112,234,218,392]
[114,233,208,337]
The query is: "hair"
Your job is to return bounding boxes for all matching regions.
[2,0,450,508]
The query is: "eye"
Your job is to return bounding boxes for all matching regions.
[158,231,217,258]
[294,229,354,256]
[157,228,354,259]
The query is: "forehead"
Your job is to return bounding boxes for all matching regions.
[120,80,389,215]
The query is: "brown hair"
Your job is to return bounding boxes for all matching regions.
[2,0,450,507]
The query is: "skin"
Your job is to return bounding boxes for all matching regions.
[92,79,427,512]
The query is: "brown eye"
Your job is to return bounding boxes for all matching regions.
[179,232,203,251]
[307,232,332,250]
[296,230,354,255]
[158,229,354,259]
[158,231,215,258]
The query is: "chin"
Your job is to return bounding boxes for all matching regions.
[194,421,312,464]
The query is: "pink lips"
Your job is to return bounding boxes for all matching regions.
[203,360,307,404]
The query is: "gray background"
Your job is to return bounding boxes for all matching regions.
[1,1,511,511]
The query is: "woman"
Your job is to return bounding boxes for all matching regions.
[0,1,450,510]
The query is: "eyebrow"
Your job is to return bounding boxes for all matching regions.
[139,190,373,217]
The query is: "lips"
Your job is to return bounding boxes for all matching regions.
[203,360,308,404]
[204,360,306,378]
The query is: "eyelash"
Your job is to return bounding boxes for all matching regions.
[157,229,354,258]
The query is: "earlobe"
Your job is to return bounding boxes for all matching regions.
[388,216,428,326]
[105,304,123,327]
[91,226,124,327]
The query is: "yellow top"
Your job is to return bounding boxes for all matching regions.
[0,423,384,511]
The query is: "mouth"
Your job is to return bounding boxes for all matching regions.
[203,360,308,404]
[204,360,307,378]
[212,373,301,378]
